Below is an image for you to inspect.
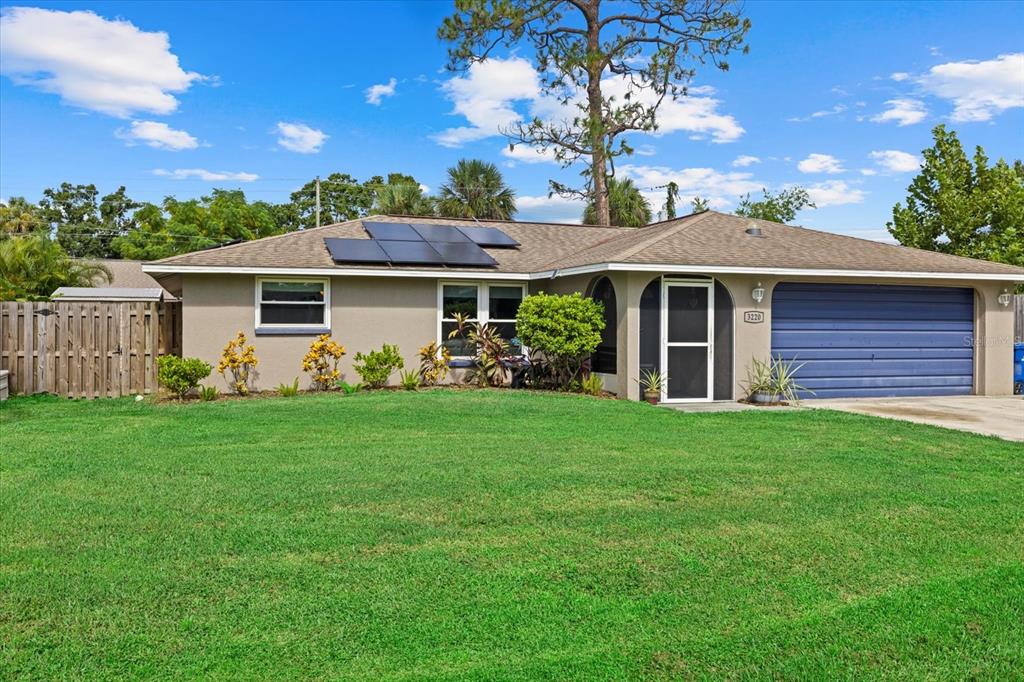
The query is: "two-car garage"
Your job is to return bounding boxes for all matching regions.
[771,283,975,399]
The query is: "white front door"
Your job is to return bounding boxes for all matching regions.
[661,279,714,402]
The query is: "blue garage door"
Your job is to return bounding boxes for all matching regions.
[771,283,974,398]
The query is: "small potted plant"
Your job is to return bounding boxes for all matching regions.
[744,356,811,404]
[635,368,665,404]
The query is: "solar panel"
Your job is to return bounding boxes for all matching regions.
[377,240,446,265]
[324,238,389,264]
[430,241,498,267]
[456,226,520,248]
[411,223,472,242]
[363,221,422,241]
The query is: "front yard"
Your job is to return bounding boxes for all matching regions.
[2,390,1022,679]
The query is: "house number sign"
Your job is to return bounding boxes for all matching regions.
[744,311,765,324]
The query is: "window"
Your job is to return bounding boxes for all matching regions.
[439,282,525,357]
[256,278,330,330]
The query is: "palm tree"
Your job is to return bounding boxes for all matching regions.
[0,235,110,300]
[437,159,516,220]
[0,197,46,235]
[374,183,435,216]
[583,177,652,227]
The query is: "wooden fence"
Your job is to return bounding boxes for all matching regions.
[0,301,181,398]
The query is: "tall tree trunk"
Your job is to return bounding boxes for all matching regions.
[585,0,610,226]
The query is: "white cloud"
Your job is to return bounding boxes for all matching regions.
[434,57,539,147]
[859,168,878,176]
[0,6,203,117]
[870,98,927,126]
[806,181,866,207]
[619,164,764,210]
[797,153,845,174]
[500,144,560,164]
[869,150,920,173]
[275,122,327,153]
[732,155,761,167]
[153,168,258,182]
[434,56,744,147]
[634,144,657,157]
[365,77,397,105]
[917,53,1024,122]
[890,72,910,82]
[516,194,585,224]
[787,104,847,122]
[115,120,198,150]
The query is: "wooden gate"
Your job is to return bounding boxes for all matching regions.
[1014,294,1023,343]
[0,301,182,398]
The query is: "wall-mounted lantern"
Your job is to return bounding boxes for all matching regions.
[751,282,765,305]
[997,288,1012,307]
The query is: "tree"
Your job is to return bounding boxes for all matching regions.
[583,177,651,227]
[374,182,436,216]
[439,0,750,226]
[735,187,814,224]
[0,197,46,234]
[662,181,680,219]
[0,234,110,300]
[289,173,375,230]
[438,159,517,220]
[691,196,710,213]
[888,125,1023,269]
[38,183,141,258]
[112,190,280,261]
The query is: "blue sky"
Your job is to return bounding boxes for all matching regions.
[1,1,1022,240]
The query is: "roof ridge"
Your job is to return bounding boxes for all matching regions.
[615,211,713,261]
[151,217,366,265]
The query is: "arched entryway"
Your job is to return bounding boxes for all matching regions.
[588,276,617,374]
[638,276,734,401]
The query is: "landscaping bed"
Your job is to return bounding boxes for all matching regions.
[2,390,1022,679]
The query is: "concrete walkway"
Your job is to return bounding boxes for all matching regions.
[806,396,1024,442]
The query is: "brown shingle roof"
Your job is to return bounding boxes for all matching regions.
[148,212,1024,278]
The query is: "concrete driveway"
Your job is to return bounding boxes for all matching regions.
[807,396,1024,442]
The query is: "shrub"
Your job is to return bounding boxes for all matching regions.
[302,334,346,390]
[199,385,218,402]
[217,331,258,395]
[157,355,212,398]
[277,378,300,397]
[353,344,404,388]
[337,380,363,395]
[418,342,451,386]
[581,373,603,396]
[447,313,511,387]
[515,293,604,388]
[399,370,421,390]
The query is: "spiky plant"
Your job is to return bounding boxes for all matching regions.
[437,159,516,220]
[583,177,652,228]
[0,234,110,300]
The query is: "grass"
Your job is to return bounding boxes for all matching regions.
[2,390,1022,680]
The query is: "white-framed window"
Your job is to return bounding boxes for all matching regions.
[438,281,526,357]
[255,277,330,330]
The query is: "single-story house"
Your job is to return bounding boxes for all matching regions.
[54,259,178,302]
[142,211,1024,402]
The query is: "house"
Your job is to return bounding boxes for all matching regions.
[142,211,1024,402]
[54,259,178,302]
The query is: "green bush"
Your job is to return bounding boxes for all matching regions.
[352,344,404,388]
[277,378,300,397]
[199,385,218,402]
[516,293,604,387]
[399,370,421,391]
[157,356,212,398]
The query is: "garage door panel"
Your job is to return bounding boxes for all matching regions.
[771,347,973,361]
[771,283,974,399]
[772,329,973,348]
[791,359,975,378]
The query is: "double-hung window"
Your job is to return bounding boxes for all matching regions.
[255,278,330,332]
[439,282,526,357]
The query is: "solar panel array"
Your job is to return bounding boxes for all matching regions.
[325,221,520,267]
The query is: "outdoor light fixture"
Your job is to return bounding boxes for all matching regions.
[752,282,765,304]
[997,288,1012,307]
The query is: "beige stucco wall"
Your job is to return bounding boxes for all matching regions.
[534,271,1018,400]
[181,271,1017,398]
[182,274,438,390]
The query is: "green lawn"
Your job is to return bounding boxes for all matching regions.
[2,390,1022,680]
